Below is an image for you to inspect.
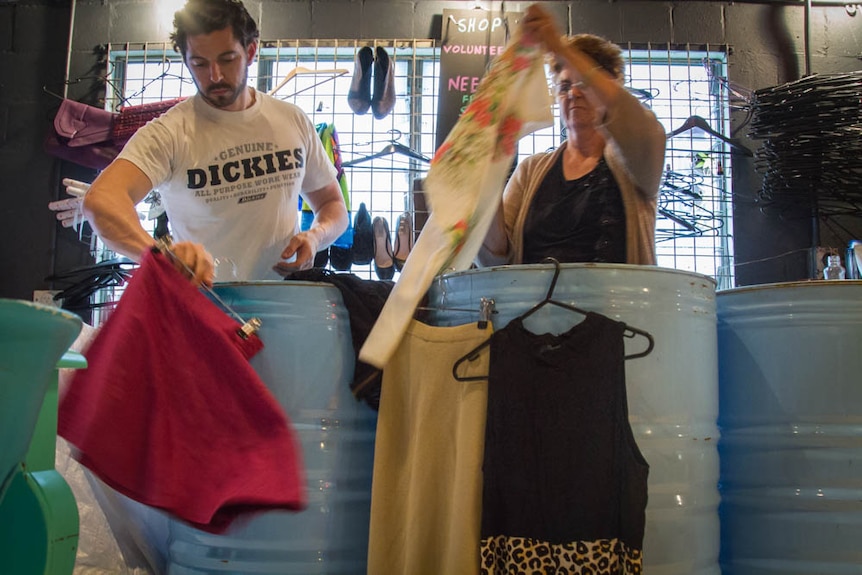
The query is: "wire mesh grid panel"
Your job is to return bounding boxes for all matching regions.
[646,44,736,290]
[98,39,735,293]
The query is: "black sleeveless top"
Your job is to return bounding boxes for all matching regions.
[522,153,626,264]
[480,312,649,573]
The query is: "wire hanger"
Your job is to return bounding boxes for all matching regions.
[667,115,754,157]
[626,86,658,102]
[342,131,431,167]
[43,85,67,101]
[342,142,431,167]
[268,66,349,98]
[452,258,655,382]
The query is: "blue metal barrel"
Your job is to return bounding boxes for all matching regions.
[103,281,377,574]
[425,263,721,575]
[717,281,862,575]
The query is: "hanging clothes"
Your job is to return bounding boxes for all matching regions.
[301,122,351,212]
[480,313,649,574]
[367,320,492,575]
[280,267,395,410]
[359,30,553,370]
[59,249,306,534]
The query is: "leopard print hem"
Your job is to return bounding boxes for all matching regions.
[480,535,642,575]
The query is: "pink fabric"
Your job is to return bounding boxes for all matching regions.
[59,249,306,533]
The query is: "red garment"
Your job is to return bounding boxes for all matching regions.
[59,249,306,533]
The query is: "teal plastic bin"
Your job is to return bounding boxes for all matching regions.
[0,298,81,500]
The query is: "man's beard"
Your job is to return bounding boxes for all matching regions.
[198,69,248,109]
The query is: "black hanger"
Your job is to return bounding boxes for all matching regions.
[60,71,128,108]
[667,115,753,157]
[342,141,431,167]
[452,258,655,382]
[43,85,66,101]
[626,86,658,102]
[662,168,702,200]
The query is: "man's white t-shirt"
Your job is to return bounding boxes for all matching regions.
[119,90,337,280]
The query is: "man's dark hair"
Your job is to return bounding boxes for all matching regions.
[171,0,260,57]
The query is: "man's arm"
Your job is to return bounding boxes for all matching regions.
[83,158,214,285]
[274,180,348,274]
[82,159,156,261]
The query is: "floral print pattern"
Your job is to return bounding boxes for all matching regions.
[358,31,552,371]
[425,32,553,272]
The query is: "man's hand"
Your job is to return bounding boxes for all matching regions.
[272,231,321,276]
[273,181,348,276]
[48,178,91,229]
[164,240,215,287]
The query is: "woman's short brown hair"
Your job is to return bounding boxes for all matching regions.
[550,34,625,83]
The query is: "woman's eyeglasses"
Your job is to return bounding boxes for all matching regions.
[556,80,582,98]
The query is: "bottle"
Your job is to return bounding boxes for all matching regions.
[823,254,845,280]
[847,240,861,280]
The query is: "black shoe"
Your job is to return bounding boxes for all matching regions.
[372,216,395,280]
[313,247,329,268]
[348,46,374,115]
[352,202,374,265]
[371,46,396,120]
[329,245,353,271]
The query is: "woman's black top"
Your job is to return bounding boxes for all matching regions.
[522,152,627,264]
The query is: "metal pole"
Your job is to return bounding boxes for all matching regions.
[63,0,77,98]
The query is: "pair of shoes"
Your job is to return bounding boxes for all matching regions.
[348,46,374,115]
[372,217,395,280]
[347,46,396,119]
[392,212,413,271]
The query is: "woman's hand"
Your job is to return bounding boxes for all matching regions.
[522,4,564,54]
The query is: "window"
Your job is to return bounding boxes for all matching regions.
[101,39,734,290]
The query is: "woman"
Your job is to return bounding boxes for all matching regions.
[477,4,666,267]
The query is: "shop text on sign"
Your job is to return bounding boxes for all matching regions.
[446,14,507,33]
[435,9,522,148]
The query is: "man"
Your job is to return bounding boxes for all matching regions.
[55,0,347,284]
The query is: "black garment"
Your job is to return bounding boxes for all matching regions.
[281,268,394,410]
[480,313,648,573]
[522,154,627,265]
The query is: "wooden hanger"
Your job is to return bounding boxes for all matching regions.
[452,258,655,382]
[268,66,349,97]
[667,115,754,157]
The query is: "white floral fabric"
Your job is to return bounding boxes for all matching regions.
[360,32,553,369]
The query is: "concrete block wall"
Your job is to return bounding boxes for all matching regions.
[2,0,861,304]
